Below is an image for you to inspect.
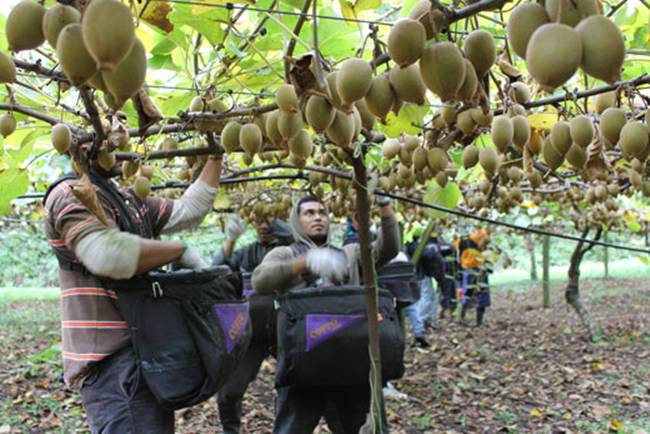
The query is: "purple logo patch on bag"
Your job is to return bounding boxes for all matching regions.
[214,303,249,353]
[305,314,364,352]
[243,289,255,299]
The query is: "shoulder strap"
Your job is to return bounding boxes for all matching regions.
[42,173,78,205]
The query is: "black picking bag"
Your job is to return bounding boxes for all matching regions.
[275,286,405,388]
[377,261,420,309]
[241,272,277,349]
[105,266,252,410]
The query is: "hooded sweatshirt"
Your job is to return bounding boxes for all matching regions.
[251,200,400,294]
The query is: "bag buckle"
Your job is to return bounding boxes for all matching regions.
[152,281,164,298]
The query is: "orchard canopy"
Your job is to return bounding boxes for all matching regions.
[0,0,649,245]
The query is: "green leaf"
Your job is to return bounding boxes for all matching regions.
[355,0,382,10]
[423,181,461,218]
[170,5,227,46]
[0,169,29,215]
[381,104,427,138]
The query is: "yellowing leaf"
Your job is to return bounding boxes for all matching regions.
[140,1,174,32]
[608,417,623,432]
[530,408,543,418]
[339,0,356,23]
[528,112,558,131]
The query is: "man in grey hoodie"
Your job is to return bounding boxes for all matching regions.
[252,194,399,434]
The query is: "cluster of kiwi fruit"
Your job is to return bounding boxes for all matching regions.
[238,195,292,223]
[5,0,146,110]
[507,0,625,90]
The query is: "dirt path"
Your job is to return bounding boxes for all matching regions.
[1,278,648,433]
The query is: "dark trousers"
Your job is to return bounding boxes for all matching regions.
[80,347,174,434]
[217,344,272,433]
[273,385,388,434]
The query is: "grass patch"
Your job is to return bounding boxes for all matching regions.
[0,287,59,303]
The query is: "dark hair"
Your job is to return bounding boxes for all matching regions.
[296,195,323,214]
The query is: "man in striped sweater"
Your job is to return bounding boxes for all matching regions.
[44,154,222,434]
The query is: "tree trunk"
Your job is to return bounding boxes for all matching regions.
[351,154,383,433]
[565,227,602,340]
[542,235,550,308]
[526,234,538,281]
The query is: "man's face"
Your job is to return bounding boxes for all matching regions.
[256,220,274,244]
[298,201,329,240]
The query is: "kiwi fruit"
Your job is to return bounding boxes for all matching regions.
[82,0,135,71]
[441,105,458,126]
[103,38,146,109]
[565,143,587,169]
[336,58,373,109]
[96,150,116,171]
[221,121,241,153]
[325,71,343,110]
[457,109,476,135]
[435,171,448,187]
[288,129,313,159]
[389,64,426,105]
[491,115,514,153]
[139,165,154,180]
[87,72,108,92]
[239,123,263,155]
[527,170,543,189]
[462,145,480,169]
[463,29,496,77]
[427,147,448,174]
[507,166,524,184]
[550,121,572,155]
[629,169,642,187]
[388,18,426,67]
[600,107,626,146]
[402,135,420,152]
[276,84,299,113]
[545,0,582,26]
[413,147,428,171]
[242,153,254,166]
[508,104,528,118]
[509,82,530,105]
[512,115,531,149]
[325,110,355,147]
[355,99,376,131]
[479,147,499,175]
[365,74,395,122]
[576,16,625,84]
[382,138,401,159]
[305,95,335,133]
[0,114,16,137]
[189,96,204,112]
[56,24,97,86]
[619,121,649,160]
[507,3,550,59]
[0,52,16,84]
[399,145,413,167]
[160,137,178,150]
[569,115,594,147]
[52,124,71,153]
[593,91,616,115]
[122,160,139,178]
[543,137,564,170]
[526,23,582,91]
[470,108,493,127]
[134,176,151,199]
[457,60,479,103]
[6,1,46,52]
[419,42,466,101]
[408,0,447,40]
[265,111,284,147]
[277,111,303,142]
[42,4,80,49]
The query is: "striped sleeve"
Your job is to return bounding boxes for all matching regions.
[45,181,110,252]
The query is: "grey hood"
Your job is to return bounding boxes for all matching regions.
[289,199,331,248]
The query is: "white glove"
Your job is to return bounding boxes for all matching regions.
[225,217,247,242]
[177,245,208,270]
[306,248,349,284]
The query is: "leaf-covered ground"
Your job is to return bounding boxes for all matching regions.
[1,278,649,433]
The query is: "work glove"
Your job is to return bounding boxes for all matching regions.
[306,248,349,284]
[225,217,247,242]
[376,194,391,207]
[176,244,208,270]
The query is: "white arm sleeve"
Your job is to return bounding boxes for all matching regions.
[162,180,217,234]
[74,229,142,279]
